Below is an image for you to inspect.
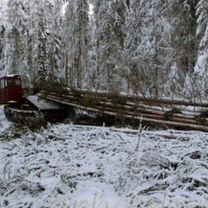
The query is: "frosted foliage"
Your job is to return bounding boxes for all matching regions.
[183,0,208,99]
[0,0,65,86]
[195,54,207,75]
[122,0,175,97]
[92,0,127,91]
[63,0,89,88]
[1,0,208,99]
[164,62,183,97]
[196,0,208,37]
[0,1,7,26]
[196,0,208,57]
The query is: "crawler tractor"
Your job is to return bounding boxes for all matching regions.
[0,74,74,126]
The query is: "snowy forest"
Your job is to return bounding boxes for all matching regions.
[2,1,208,207]
[0,0,208,100]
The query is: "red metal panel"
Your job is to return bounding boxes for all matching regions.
[0,75,23,104]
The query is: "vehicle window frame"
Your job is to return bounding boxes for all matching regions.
[5,78,21,88]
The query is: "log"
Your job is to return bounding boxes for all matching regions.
[76,98,201,125]
[122,114,208,132]
[97,106,200,126]
[44,94,208,132]
[97,100,196,119]
[68,89,208,108]
[49,91,204,116]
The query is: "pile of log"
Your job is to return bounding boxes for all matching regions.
[40,90,208,132]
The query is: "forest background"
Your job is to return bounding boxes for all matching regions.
[0,0,208,101]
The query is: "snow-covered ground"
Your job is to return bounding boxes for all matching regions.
[0,106,208,208]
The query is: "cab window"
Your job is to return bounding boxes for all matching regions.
[6,78,21,87]
[0,79,4,89]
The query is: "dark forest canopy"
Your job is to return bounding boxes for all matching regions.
[0,0,208,100]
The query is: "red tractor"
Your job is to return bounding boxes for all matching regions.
[0,74,23,105]
[0,74,73,126]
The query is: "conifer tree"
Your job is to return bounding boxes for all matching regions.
[184,0,208,99]
[93,0,127,91]
[169,0,197,73]
[64,0,89,88]
[4,0,28,75]
[123,0,173,97]
[28,0,50,88]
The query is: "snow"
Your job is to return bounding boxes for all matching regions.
[194,54,206,75]
[0,106,11,134]
[0,107,208,207]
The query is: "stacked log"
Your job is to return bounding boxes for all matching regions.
[40,90,208,132]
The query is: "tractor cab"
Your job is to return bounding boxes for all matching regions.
[0,74,23,105]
